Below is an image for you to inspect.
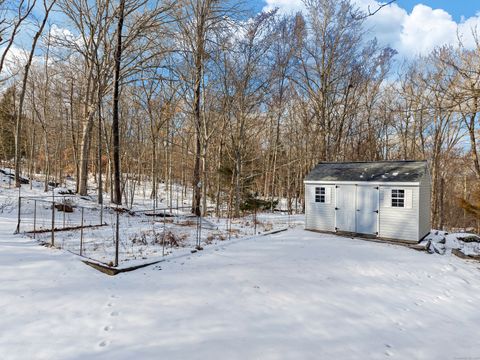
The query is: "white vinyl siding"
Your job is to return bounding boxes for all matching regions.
[304,162,430,242]
[305,184,335,231]
[379,186,418,241]
[418,173,432,239]
[305,180,429,242]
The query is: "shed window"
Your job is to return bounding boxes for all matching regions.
[315,187,326,203]
[391,189,405,207]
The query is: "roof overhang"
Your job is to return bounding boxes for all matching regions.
[303,180,420,186]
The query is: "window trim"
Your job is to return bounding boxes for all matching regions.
[315,187,326,203]
[391,189,405,208]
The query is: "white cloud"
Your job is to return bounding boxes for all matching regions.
[458,15,480,48]
[397,5,457,56]
[261,0,480,59]
[50,24,75,41]
[2,46,29,68]
[263,0,304,13]
[361,1,407,51]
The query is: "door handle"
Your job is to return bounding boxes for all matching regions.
[374,210,379,213]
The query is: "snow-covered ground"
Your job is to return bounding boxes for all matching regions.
[2,170,480,358]
[423,230,480,256]
[0,169,300,265]
[2,219,480,359]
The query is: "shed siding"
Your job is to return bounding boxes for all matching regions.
[418,175,431,239]
[379,185,419,241]
[305,184,336,231]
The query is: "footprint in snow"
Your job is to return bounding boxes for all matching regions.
[98,340,109,348]
[442,264,458,272]
[103,325,113,332]
[110,311,119,317]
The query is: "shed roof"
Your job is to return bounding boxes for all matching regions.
[305,160,428,183]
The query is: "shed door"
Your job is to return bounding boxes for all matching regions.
[356,186,379,235]
[335,185,356,232]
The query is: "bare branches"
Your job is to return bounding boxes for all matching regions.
[0,0,37,77]
[352,0,396,20]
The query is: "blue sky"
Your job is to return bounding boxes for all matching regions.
[258,0,480,58]
[254,0,480,21]
[395,0,479,22]
[6,0,480,67]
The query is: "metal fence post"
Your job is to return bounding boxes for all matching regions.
[114,210,119,267]
[153,199,156,223]
[199,211,202,246]
[15,196,21,234]
[254,205,257,235]
[62,199,66,229]
[162,210,165,257]
[163,208,166,232]
[80,207,84,256]
[51,200,55,246]
[33,200,37,239]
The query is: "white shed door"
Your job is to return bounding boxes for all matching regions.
[335,185,356,232]
[356,186,379,235]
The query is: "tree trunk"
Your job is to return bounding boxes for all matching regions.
[14,0,55,187]
[192,51,202,216]
[111,0,126,205]
[78,110,95,195]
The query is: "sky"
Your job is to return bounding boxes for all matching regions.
[395,0,478,22]
[257,0,480,59]
[4,0,480,68]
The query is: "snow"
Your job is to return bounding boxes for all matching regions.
[423,230,480,256]
[0,169,294,266]
[2,170,480,359]
[2,220,480,358]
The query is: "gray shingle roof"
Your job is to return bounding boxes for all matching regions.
[305,161,428,183]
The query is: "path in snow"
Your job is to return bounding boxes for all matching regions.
[1,217,480,359]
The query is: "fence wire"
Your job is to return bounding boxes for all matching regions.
[16,196,293,267]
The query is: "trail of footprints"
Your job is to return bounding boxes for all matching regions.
[98,294,120,349]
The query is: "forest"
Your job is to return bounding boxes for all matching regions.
[0,0,479,231]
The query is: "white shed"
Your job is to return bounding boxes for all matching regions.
[304,161,431,243]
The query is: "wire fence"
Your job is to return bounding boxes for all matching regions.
[15,195,216,266]
[15,194,295,268]
[16,195,104,234]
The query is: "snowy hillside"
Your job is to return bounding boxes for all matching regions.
[2,224,480,359]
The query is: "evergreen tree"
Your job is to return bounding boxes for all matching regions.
[0,87,15,161]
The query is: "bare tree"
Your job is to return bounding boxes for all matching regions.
[14,0,56,187]
[0,0,37,78]
[111,0,126,205]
